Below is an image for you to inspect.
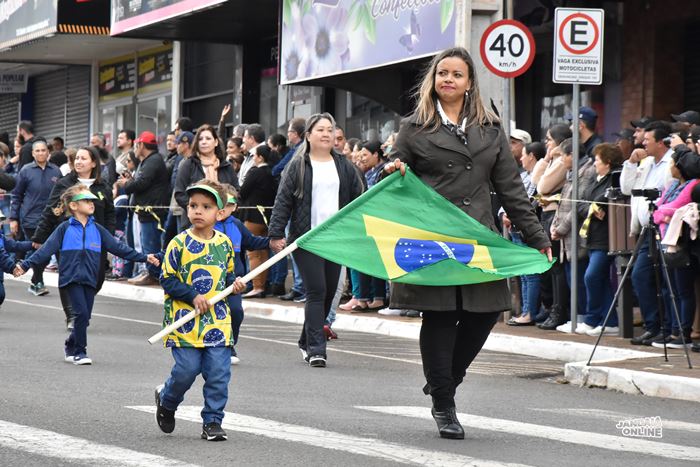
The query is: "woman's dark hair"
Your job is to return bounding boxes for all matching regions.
[559,138,583,157]
[176,117,194,133]
[75,146,102,181]
[525,142,546,160]
[269,133,286,148]
[227,136,243,148]
[360,140,384,159]
[672,149,696,181]
[548,124,572,145]
[346,138,360,150]
[254,144,274,164]
[95,146,109,163]
[192,124,225,161]
[292,112,337,199]
[593,143,624,169]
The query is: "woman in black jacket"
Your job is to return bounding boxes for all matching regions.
[268,113,365,368]
[33,146,115,328]
[577,143,623,336]
[174,124,238,212]
[238,144,277,298]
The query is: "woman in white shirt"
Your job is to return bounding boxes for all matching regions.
[268,113,364,368]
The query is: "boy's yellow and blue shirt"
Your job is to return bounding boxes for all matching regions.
[161,229,235,348]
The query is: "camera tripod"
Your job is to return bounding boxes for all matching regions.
[587,197,693,369]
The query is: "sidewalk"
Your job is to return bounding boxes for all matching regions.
[7,273,700,403]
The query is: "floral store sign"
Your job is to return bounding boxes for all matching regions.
[280,0,456,84]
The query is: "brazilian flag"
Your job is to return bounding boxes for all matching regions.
[295,169,553,286]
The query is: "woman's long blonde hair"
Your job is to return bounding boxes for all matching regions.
[414,47,499,132]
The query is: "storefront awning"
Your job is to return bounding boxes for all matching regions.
[0,0,114,51]
[110,0,279,43]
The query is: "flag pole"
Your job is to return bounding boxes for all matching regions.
[147,241,299,345]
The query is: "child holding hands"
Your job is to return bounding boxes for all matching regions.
[15,184,159,365]
[155,179,245,441]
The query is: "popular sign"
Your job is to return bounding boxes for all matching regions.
[0,72,28,93]
[479,19,535,79]
[553,8,604,85]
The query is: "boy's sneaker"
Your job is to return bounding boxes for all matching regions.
[154,385,175,433]
[71,354,92,365]
[64,348,74,363]
[35,282,49,296]
[201,423,227,441]
[27,284,38,296]
[308,355,326,368]
[231,356,240,365]
[299,346,308,363]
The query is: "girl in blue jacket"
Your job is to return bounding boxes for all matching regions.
[15,184,160,365]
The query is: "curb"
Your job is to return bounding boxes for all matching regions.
[565,361,700,403]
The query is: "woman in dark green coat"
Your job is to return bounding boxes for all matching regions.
[386,47,551,440]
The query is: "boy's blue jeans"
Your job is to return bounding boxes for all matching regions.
[160,346,231,425]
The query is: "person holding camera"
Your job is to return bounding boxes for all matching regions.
[621,121,675,345]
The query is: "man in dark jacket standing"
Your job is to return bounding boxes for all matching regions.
[17,120,43,171]
[116,131,169,286]
[10,140,61,295]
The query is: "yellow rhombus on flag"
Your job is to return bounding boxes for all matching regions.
[295,169,553,286]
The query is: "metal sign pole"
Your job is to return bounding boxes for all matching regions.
[570,83,580,332]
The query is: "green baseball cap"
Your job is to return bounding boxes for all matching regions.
[71,192,98,202]
[186,183,224,209]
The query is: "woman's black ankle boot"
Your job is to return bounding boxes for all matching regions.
[431,407,465,439]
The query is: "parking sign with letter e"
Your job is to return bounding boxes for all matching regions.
[553,8,604,85]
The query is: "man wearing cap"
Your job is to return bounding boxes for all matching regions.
[630,116,654,148]
[116,131,170,286]
[671,110,700,131]
[510,129,531,170]
[162,131,194,245]
[567,106,603,158]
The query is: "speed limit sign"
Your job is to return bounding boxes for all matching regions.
[479,19,536,78]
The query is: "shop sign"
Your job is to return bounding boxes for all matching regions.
[137,45,173,94]
[111,0,226,35]
[0,0,57,49]
[98,53,136,102]
[280,0,456,85]
[0,72,28,93]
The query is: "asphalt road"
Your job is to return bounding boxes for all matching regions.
[0,280,698,467]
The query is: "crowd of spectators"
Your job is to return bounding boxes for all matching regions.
[1,104,698,352]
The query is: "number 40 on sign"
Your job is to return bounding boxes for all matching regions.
[480,19,536,79]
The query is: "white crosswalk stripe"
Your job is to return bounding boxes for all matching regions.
[531,408,700,434]
[357,406,700,462]
[0,419,198,467]
[126,405,533,467]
